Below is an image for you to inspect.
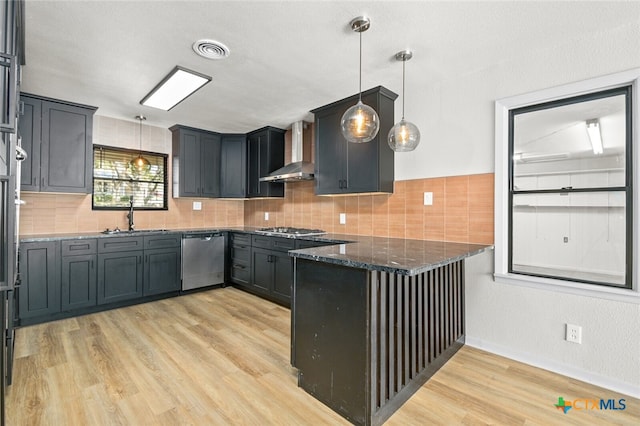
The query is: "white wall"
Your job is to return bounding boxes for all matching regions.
[395,20,640,181]
[397,16,640,396]
[466,250,640,398]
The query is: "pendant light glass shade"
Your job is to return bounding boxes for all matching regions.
[131,115,151,171]
[388,50,420,152]
[341,16,380,144]
[341,100,380,143]
[388,119,420,152]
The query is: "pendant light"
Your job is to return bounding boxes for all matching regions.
[131,115,151,170]
[388,50,420,152]
[340,16,380,144]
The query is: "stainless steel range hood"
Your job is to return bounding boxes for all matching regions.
[260,121,314,182]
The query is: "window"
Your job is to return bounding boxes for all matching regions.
[92,145,167,210]
[495,69,639,296]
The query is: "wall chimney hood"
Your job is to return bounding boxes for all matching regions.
[260,121,314,182]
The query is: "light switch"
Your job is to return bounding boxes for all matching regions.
[423,192,433,206]
[339,213,346,225]
[192,201,202,211]
[264,212,269,221]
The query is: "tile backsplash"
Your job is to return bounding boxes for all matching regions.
[244,173,494,245]
[18,193,244,235]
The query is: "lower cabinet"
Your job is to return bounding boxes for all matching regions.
[229,232,251,286]
[250,235,295,306]
[97,250,143,305]
[61,238,98,310]
[61,254,97,310]
[144,247,180,296]
[229,233,339,307]
[18,233,181,325]
[18,241,60,319]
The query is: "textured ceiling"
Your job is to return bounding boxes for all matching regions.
[20,1,640,133]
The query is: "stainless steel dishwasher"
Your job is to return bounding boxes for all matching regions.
[181,232,225,291]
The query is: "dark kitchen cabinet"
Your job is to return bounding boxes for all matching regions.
[97,237,143,305]
[228,232,251,286]
[312,86,397,195]
[18,95,40,191]
[171,125,221,198]
[19,93,97,193]
[143,234,180,296]
[18,241,60,319]
[246,127,285,198]
[220,134,247,198]
[61,239,97,311]
[250,235,295,306]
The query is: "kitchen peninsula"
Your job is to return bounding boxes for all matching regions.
[289,236,490,426]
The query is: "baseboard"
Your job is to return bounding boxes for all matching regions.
[465,337,640,399]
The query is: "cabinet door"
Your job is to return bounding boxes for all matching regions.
[144,247,180,296]
[220,134,246,198]
[272,250,293,303]
[250,247,272,295]
[179,129,201,197]
[200,132,221,197]
[314,108,346,195]
[246,132,261,197]
[40,100,93,193]
[61,254,96,310]
[18,241,60,319]
[97,251,143,305]
[18,95,40,191]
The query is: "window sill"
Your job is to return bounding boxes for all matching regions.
[494,272,640,304]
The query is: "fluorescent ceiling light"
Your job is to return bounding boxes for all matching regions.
[140,66,211,111]
[586,119,603,155]
[513,152,570,162]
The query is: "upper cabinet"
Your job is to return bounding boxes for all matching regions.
[246,126,285,198]
[312,86,397,195]
[171,125,221,198]
[172,125,286,200]
[220,134,247,198]
[19,93,97,193]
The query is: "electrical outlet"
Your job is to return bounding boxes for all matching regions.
[339,213,346,225]
[192,201,202,211]
[423,192,433,206]
[566,323,582,344]
[264,212,269,221]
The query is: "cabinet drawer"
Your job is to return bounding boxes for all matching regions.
[61,239,97,256]
[230,263,250,285]
[231,232,251,247]
[230,245,250,262]
[252,235,295,251]
[144,234,181,249]
[98,237,144,253]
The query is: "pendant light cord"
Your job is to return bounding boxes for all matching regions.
[402,58,406,120]
[358,30,362,101]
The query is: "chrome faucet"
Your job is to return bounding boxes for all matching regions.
[127,196,135,231]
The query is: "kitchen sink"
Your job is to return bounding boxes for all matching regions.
[128,229,169,233]
[102,228,169,234]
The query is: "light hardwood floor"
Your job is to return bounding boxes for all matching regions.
[6,287,639,425]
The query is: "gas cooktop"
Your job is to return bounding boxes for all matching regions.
[255,227,327,237]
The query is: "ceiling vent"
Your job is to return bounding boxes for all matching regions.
[192,39,230,60]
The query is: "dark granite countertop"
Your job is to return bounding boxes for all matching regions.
[20,228,491,276]
[289,234,492,276]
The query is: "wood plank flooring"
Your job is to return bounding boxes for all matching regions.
[6,287,639,425]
